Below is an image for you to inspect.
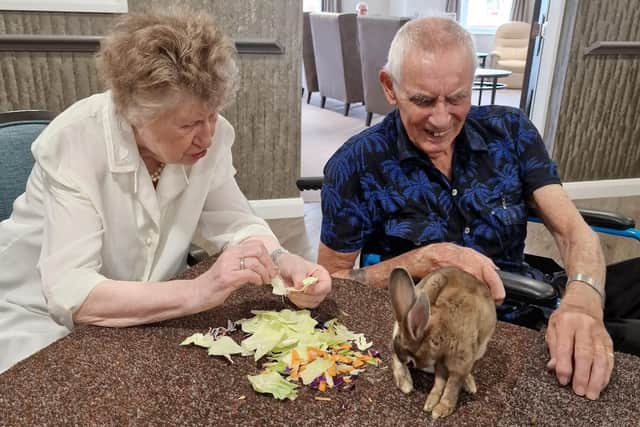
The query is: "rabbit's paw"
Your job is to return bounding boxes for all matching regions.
[394,371,414,394]
[423,392,440,412]
[431,401,454,419]
[463,374,477,394]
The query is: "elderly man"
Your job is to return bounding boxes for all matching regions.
[355,2,368,16]
[318,17,628,401]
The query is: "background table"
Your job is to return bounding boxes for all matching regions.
[1,257,639,426]
[476,51,488,68]
[473,68,512,105]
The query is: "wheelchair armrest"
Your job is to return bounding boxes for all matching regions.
[578,208,635,230]
[497,270,558,306]
[296,176,324,191]
[530,207,635,230]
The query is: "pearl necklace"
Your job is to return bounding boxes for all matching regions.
[150,162,166,184]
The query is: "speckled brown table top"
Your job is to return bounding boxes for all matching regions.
[1,258,639,426]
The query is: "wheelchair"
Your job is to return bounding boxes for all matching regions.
[296,176,640,332]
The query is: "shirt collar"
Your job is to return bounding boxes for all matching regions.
[102,91,189,185]
[395,108,488,162]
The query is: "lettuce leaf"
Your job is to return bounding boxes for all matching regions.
[248,371,298,400]
[180,333,215,348]
[206,336,251,362]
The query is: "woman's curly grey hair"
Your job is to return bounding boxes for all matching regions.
[97,11,239,125]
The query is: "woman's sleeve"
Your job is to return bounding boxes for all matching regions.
[196,124,276,254]
[37,165,108,330]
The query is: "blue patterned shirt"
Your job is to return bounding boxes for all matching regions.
[320,106,561,273]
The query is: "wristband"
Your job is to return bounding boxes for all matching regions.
[567,273,605,308]
[270,248,290,265]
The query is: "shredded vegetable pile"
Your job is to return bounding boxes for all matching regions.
[180,309,381,400]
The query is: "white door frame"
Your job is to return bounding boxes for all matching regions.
[529,0,566,142]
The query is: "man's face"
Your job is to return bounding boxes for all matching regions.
[381,48,474,159]
[357,4,368,15]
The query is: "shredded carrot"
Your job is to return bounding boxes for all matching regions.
[290,363,300,380]
[315,396,332,401]
[326,364,337,377]
[353,359,365,368]
[318,381,327,392]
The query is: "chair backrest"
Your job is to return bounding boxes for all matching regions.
[357,16,409,117]
[0,110,56,221]
[493,21,530,61]
[302,12,319,94]
[309,12,364,103]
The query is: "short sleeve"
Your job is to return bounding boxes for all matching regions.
[320,145,373,253]
[513,110,561,197]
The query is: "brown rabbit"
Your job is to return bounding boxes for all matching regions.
[389,266,496,419]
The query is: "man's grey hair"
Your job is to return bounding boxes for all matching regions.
[383,17,477,84]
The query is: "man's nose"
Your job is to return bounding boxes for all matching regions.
[428,100,451,128]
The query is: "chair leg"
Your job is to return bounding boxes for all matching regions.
[307,91,312,104]
[321,96,326,108]
[344,103,350,116]
[366,112,373,126]
[301,87,304,97]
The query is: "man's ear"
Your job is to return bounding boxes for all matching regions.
[379,70,397,106]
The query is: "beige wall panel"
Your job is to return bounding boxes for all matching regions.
[0,0,301,200]
[553,0,640,180]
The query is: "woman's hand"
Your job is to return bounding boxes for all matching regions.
[276,253,332,308]
[197,240,278,302]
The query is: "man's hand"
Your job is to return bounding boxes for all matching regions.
[545,284,614,400]
[277,253,332,308]
[428,243,505,303]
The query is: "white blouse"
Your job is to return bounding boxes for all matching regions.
[0,92,276,372]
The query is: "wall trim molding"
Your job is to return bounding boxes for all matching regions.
[0,0,127,13]
[0,35,284,55]
[247,180,640,219]
[564,178,640,200]
[249,197,304,219]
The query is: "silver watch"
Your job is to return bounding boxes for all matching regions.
[270,248,290,265]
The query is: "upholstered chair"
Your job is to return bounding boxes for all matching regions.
[309,12,364,116]
[302,12,319,104]
[0,110,56,221]
[490,21,530,89]
[357,16,409,126]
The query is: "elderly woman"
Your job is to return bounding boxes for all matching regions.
[0,11,331,373]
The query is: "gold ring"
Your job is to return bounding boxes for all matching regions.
[240,257,246,270]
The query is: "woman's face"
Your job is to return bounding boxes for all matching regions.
[133,95,218,165]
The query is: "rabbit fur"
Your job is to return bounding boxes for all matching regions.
[389,266,496,419]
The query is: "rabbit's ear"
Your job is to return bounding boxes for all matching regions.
[389,268,415,323]
[406,292,430,342]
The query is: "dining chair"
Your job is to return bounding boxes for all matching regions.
[0,110,57,221]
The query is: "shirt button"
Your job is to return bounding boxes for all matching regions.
[145,236,153,246]
[464,226,471,234]
[451,188,458,196]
